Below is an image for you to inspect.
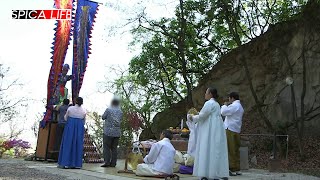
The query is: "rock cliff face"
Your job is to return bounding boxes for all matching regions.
[149,2,320,137]
[150,99,189,138]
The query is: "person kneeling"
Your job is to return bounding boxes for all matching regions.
[136,130,175,177]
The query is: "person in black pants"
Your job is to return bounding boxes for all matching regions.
[101,97,123,167]
[54,98,70,151]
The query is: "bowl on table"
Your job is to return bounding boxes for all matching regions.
[180,132,190,139]
[180,128,190,138]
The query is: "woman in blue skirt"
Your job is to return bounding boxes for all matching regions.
[58,97,87,169]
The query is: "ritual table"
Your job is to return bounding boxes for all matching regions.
[171,140,188,152]
[171,133,189,152]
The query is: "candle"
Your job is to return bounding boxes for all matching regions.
[181,119,183,129]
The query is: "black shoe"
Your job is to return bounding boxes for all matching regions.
[101,164,110,167]
[229,170,237,176]
[110,164,116,167]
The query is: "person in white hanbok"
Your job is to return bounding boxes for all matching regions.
[136,130,176,177]
[186,118,197,157]
[188,88,229,180]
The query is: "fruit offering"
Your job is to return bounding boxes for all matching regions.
[181,128,190,133]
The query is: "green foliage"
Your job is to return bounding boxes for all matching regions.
[100,66,156,143]
[119,111,134,147]
[187,0,307,45]
[103,0,309,140]
[128,0,307,113]
[87,112,103,152]
[87,109,134,148]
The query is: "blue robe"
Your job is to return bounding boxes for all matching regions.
[58,117,84,168]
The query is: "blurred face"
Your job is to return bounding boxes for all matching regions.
[205,88,212,100]
[229,97,235,103]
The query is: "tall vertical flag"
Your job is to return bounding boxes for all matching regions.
[72,0,99,104]
[41,0,75,127]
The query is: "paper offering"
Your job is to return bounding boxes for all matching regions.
[188,107,198,115]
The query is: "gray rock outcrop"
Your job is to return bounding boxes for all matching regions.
[149,1,320,137]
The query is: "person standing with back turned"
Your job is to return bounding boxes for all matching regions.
[221,92,244,176]
[101,97,123,167]
[58,97,86,169]
[54,98,70,151]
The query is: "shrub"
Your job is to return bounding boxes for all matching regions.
[0,139,31,158]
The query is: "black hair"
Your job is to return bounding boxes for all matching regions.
[111,99,120,106]
[76,97,83,106]
[229,92,239,100]
[63,99,70,105]
[208,87,219,99]
[162,129,173,140]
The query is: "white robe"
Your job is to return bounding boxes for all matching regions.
[186,119,197,157]
[192,98,229,179]
[137,138,175,175]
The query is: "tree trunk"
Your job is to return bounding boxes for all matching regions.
[298,32,307,158]
[178,0,193,107]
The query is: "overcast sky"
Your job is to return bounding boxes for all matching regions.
[0,0,177,148]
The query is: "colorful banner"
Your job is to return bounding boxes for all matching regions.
[72,0,99,104]
[41,0,75,127]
